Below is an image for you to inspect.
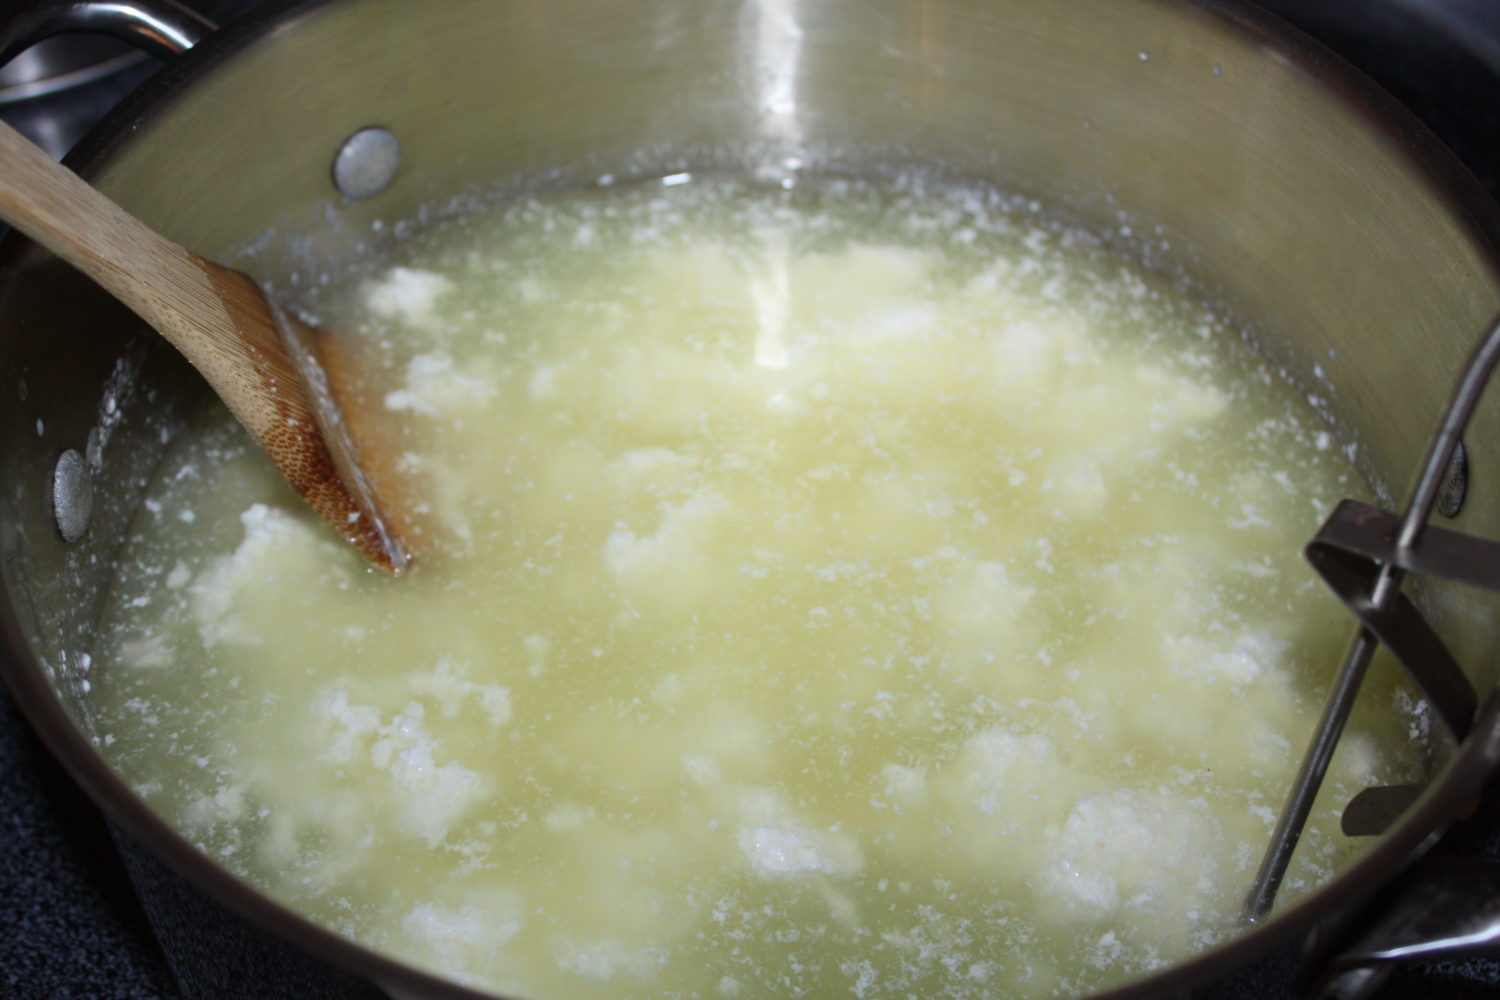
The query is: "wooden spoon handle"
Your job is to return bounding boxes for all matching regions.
[0,117,303,463]
[0,118,410,573]
[0,119,224,354]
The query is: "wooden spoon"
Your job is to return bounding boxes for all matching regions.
[0,119,409,574]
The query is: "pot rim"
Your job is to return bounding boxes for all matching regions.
[3,0,1500,997]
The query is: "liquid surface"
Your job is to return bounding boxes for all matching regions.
[90,176,1420,999]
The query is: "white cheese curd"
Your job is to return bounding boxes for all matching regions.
[89,175,1421,1000]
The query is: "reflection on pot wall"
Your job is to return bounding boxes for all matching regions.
[0,1,264,156]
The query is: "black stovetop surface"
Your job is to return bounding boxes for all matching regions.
[3,2,1500,998]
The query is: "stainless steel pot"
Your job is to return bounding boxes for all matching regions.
[3,1,1500,997]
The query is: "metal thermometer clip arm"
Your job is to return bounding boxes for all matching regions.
[1246,314,1500,922]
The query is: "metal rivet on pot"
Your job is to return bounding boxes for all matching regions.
[50,449,93,543]
[332,126,401,200]
[1437,439,1467,519]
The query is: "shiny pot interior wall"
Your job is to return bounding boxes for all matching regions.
[2,0,1500,995]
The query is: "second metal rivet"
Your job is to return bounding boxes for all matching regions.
[50,449,93,543]
[332,126,401,201]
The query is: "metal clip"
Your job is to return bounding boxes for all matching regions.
[1246,314,1500,921]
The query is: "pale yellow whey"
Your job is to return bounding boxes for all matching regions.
[89,175,1421,1000]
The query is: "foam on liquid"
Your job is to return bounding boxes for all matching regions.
[89,176,1423,999]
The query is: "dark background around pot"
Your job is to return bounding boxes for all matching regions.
[2,0,1500,998]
